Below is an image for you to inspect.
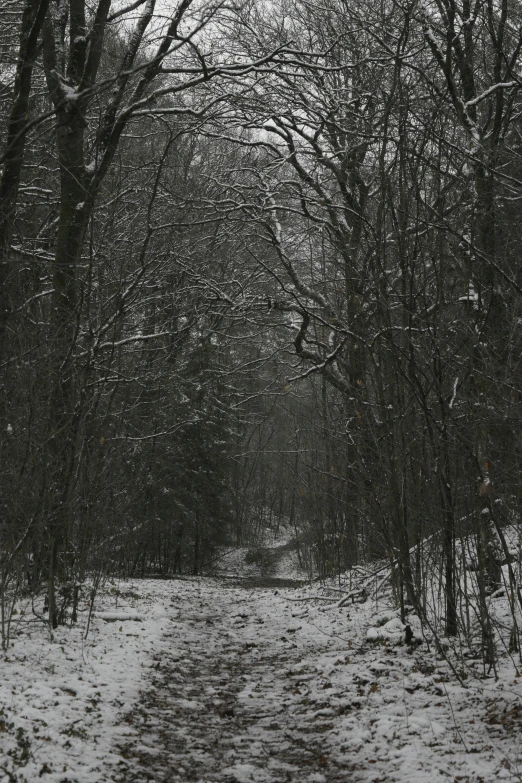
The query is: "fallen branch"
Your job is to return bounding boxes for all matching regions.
[285,596,338,603]
[97,612,143,622]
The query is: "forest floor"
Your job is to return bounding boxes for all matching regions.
[2,538,522,783]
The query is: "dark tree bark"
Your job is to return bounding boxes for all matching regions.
[0,0,50,361]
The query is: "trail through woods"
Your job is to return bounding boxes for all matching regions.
[115,542,348,782]
[2,542,522,782]
[111,546,522,783]
[115,573,349,783]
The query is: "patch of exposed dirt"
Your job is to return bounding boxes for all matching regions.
[217,575,306,589]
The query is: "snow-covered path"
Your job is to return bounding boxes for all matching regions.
[3,545,522,783]
[115,578,350,783]
[106,570,522,783]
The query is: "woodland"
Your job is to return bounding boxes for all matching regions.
[1,0,522,676]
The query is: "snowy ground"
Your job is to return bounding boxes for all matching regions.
[2,544,522,782]
[0,580,174,782]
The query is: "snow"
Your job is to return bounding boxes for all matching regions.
[96,611,143,622]
[2,536,522,782]
[367,616,406,643]
[459,280,479,307]
[0,580,173,782]
[59,81,79,104]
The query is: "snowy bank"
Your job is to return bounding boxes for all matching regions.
[0,579,174,783]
